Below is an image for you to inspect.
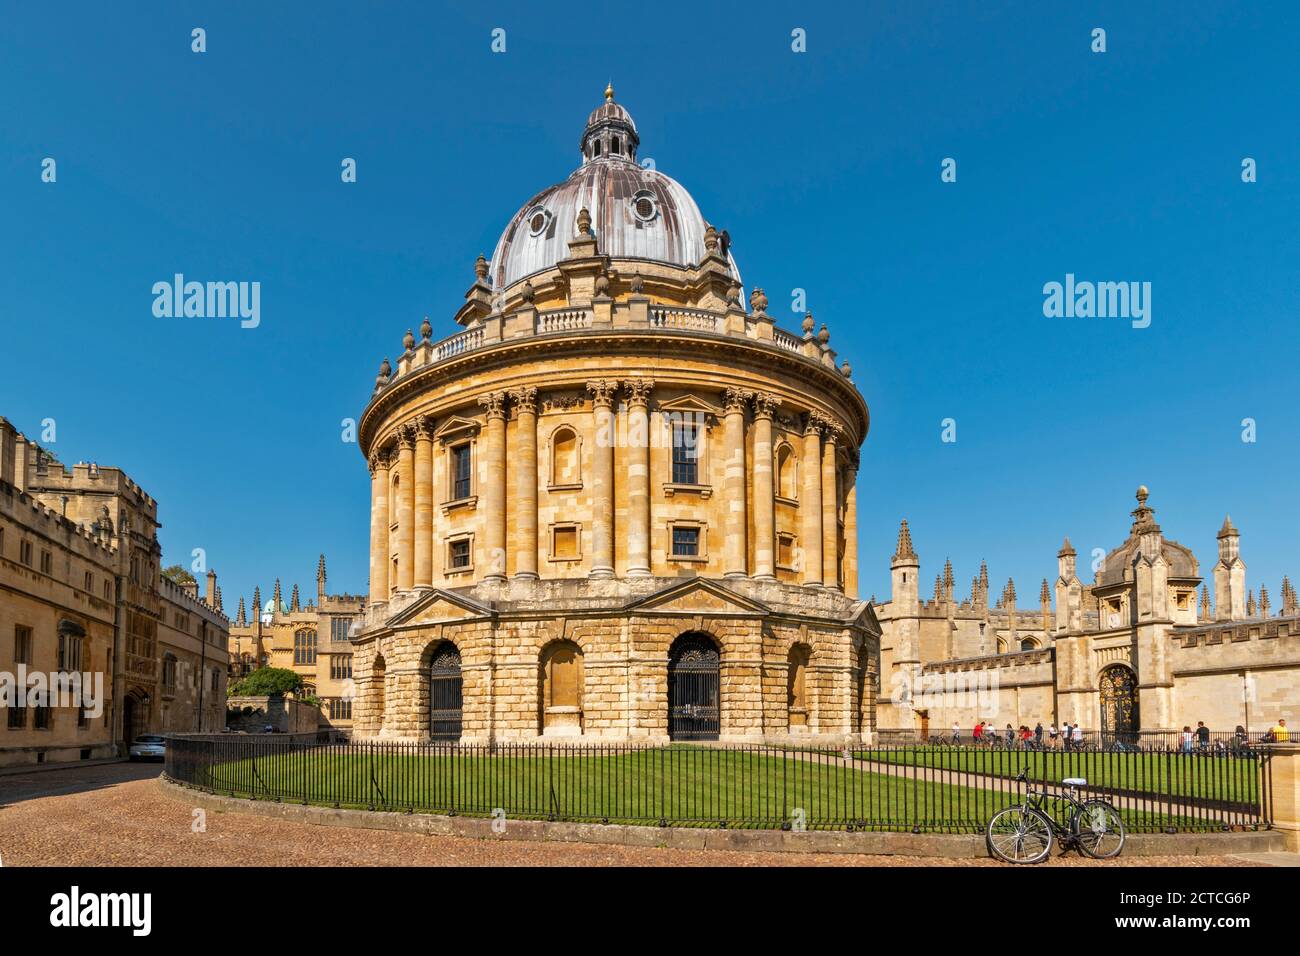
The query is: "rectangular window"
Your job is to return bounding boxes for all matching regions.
[103,580,112,600]
[449,538,471,569]
[552,525,579,560]
[57,634,82,671]
[40,550,52,574]
[6,704,25,730]
[671,526,700,557]
[777,534,795,569]
[14,626,33,665]
[330,656,353,680]
[20,540,33,566]
[84,571,94,592]
[451,443,472,500]
[330,617,353,642]
[671,424,699,484]
[33,705,52,730]
[328,698,353,720]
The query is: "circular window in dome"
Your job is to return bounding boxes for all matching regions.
[525,205,552,237]
[631,190,658,223]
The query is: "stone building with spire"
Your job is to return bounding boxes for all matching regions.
[876,486,1300,736]
[350,88,879,744]
[226,554,365,730]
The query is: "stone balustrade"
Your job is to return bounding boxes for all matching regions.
[382,300,851,392]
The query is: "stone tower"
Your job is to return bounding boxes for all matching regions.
[1213,516,1247,621]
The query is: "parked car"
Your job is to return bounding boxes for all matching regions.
[128,734,166,762]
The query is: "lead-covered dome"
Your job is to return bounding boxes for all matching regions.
[489,87,738,292]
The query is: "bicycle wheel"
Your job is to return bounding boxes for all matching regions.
[987,806,1054,864]
[1074,800,1125,859]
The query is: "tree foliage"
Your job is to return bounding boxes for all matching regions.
[229,667,304,697]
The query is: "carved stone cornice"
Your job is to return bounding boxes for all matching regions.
[623,378,654,408]
[478,390,508,421]
[586,379,619,408]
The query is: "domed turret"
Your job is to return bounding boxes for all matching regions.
[489,87,739,292]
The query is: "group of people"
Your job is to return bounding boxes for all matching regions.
[954,721,1086,750]
[942,717,1291,752]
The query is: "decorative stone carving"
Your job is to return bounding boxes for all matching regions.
[752,391,779,420]
[623,379,654,407]
[478,391,508,420]
[510,385,538,415]
[585,380,619,408]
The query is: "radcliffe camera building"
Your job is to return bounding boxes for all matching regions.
[0,417,230,767]
[353,89,879,744]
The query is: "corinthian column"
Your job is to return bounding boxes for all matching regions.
[801,415,824,586]
[413,415,434,588]
[821,420,842,591]
[751,393,778,581]
[369,448,391,601]
[625,379,653,577]
[478,391,509,582]
[512,386,539,580]
[586,380,618,579]
[843,450,859,598]
[722,387,751,578]
[395,424,416,591]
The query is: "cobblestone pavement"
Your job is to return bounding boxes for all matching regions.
[0,763,1258,867]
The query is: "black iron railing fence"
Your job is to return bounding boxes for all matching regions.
[165,735,1272,834]
[876,727,1285,752]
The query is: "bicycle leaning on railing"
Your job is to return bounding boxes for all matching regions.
[985,768,1126,864]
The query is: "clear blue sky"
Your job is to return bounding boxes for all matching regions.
[2,2,1296,613]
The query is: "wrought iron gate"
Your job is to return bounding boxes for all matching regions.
[1098,664,1139,742]
[429,644,463,741]
[668,634,720,740]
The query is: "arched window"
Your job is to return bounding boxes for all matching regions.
[668,633,720,740]
[787,644,811,729]
[550,426,581,487]
[1020,638,1039,652]
[996,637,1008,654]
[428,642,462,741]
[294,629,317,665]
[776,443,797,499]
[611,135,620,155]
[540,641,584,735]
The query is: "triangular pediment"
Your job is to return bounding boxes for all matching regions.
[846,599,883,636]
[386,588,495,629]
[656,393,719,417]
[433,416,481,442]
[625,578,770,617]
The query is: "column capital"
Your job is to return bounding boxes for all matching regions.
[414,414,436,441]
[478,390,509,421]
[509,385,538,415]
[367,447,392,475]
[623,378,654,408]
[751,391,780,421]
[396,424,417,450]
[723,386,752,414]
[586,379,619,408]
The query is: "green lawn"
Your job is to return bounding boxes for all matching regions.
[179,745,1222,832]
[854,748,1261,806]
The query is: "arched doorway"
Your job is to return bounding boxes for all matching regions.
[540,641,583,736]
[787,644,810,730]
[667,633,719,740]
[1098,664,1139,742]
[428,642,463,741]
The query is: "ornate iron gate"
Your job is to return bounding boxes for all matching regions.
[1098,664,1139,742]
[429,644,463,741]
[668,634,720,740]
